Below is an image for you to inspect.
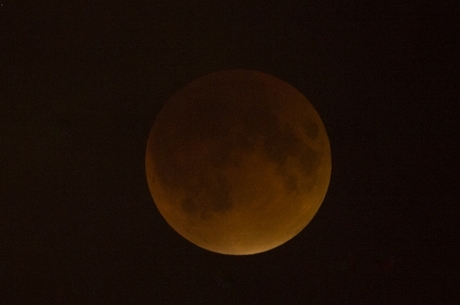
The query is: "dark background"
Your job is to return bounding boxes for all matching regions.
[1,0,458,304]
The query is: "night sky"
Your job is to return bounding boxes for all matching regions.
[1,1,458,304]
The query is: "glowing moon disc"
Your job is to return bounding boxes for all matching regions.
[146,70,331,255]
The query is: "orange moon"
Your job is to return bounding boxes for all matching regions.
[145,70,331,255]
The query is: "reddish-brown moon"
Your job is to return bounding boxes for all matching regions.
[145,70,331,255]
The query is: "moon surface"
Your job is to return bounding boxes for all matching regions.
[145,70,331,255]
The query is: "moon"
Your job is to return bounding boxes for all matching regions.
[145,69,331,255]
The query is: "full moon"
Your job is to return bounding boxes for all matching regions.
[145,70,331,255]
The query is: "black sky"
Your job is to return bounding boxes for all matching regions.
[1,0,459,304]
